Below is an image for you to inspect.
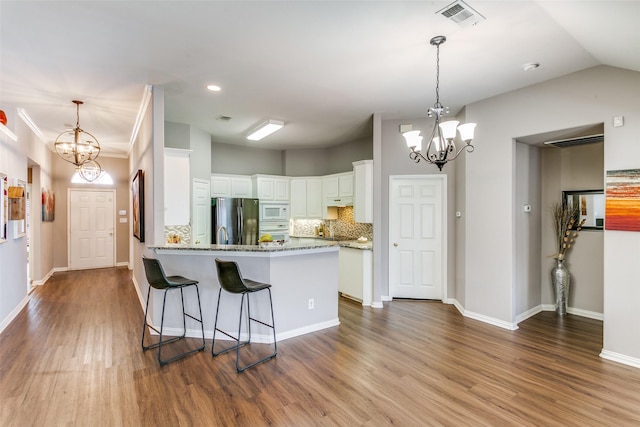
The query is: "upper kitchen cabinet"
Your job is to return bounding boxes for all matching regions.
[290,178,322,218]
[211,173,252,198]
[165,148,191,226]
[323,172,353,199]
[353,160,373,223]
[252,175,290,201]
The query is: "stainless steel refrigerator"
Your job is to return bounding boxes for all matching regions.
[211,198,260,245]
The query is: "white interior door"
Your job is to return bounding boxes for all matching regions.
[192,178,210,245]
[389,175,446,300]
[69,189,115,270]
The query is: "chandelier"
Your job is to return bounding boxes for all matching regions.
[403,36,476,171]
[54,100,102,181]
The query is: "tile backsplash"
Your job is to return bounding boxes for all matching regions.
[164,225,191,244]
[291,206,373,240]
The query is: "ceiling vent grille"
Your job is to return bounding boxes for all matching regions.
[543,134,604,148]
[437,0,486,27]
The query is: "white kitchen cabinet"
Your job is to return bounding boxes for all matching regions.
[290,178,322,218]
[165,148,191,225]
[353,160,373,223]
[323,172,353,199]
[307,179,323,218]
[338,173,354,197]
[338,247,373,306]
[252,175,290,201]
[211,174,252,198]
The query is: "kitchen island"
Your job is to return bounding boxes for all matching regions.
[147,238,340,342]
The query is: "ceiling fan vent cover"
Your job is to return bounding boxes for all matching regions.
[437,0,486,27]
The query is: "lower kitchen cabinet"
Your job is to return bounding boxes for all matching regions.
[338,247,372,306]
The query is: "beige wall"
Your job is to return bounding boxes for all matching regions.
[51,155,130,267]
[541,142,604,315]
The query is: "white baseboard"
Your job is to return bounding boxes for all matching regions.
[448,298,518,330]
[158,318,341,343]
[516,305,543,324]
[0,295,29,335]
[600,349,640,369]
[131,275,146,309]
[116,262,130,268]
[371,301,384,308]
[381,295,392,302]
[567,307,604,321]
[53,266,69,273]
[541,304,604,321]
[32,267,56,286]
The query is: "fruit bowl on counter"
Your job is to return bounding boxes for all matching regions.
[258,233,286,248]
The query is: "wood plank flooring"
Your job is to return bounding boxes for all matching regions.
[2,267,640,426]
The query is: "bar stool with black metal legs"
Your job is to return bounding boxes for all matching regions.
[141,256,206,366]
[212,258,277,372]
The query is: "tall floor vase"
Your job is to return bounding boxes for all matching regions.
[551,258,570,315]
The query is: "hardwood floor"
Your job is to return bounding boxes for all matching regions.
[2,267,640,426]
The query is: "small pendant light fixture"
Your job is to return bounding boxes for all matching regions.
[54,100,102,181]
[403,36,476,171]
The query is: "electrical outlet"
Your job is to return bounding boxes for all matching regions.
[308,298,314,310]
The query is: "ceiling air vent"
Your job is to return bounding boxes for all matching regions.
[217,115,232,122]
[437,0,486,27]
[543,134,604,148]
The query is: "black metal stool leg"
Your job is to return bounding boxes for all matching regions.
[194,285,206,350]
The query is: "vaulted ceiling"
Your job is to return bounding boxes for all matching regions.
[1,1,638,156]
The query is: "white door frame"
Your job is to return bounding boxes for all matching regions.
[388,174,447,300]
[192,178,211,245]
[67,188,116,270]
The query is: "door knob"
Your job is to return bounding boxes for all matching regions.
[393,242,398,247]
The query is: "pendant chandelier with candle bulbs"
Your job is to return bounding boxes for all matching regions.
[403,36,476,171]
[54,100,103,182]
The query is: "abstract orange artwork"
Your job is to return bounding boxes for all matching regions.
[605,169,640,231]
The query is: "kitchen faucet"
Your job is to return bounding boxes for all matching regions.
[217,226,229,244]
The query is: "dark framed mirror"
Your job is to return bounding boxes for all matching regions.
[563,189,604,230]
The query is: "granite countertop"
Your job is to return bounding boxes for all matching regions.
[151,238,339,253]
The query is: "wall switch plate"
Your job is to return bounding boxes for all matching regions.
[119,217,127,223]
[308,298,314,310]
[613,116,624,127]
[119,210,127,215]
[524,204,532,213]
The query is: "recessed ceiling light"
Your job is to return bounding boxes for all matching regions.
[207,85,221,92]
[523,63,540,71]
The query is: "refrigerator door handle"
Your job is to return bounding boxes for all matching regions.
[237,205,243,243]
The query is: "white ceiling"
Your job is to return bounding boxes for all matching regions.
[1,1,639,156]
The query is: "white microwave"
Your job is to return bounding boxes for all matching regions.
[260,203,290,221]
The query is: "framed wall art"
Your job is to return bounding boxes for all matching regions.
[563,189,604,230]
[42,188,55,221]
[132,169,144,242]
[605,169,640,232]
